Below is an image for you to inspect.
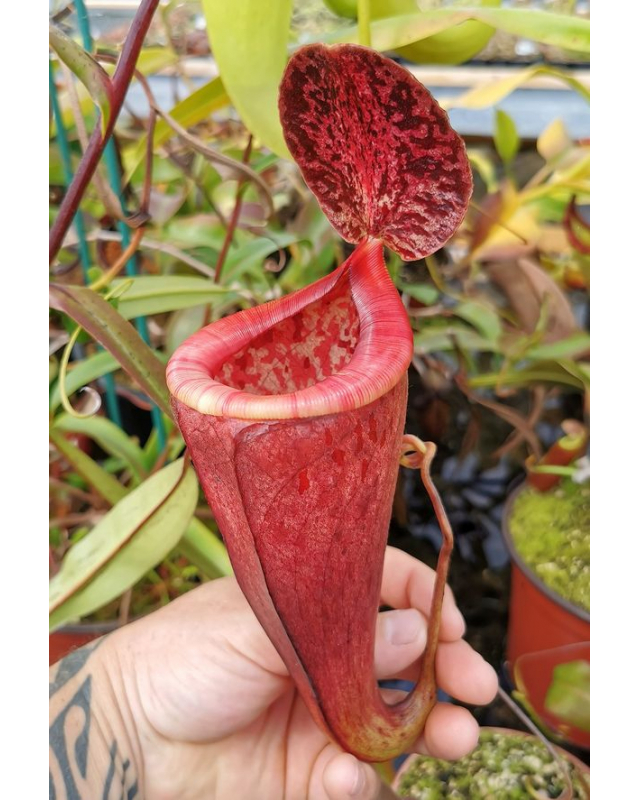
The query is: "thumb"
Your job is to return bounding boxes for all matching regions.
[323,752,399,800]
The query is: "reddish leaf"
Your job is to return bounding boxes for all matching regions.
[279,44,472,261]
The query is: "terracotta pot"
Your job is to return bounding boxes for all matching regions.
[49,620,122,666]
[392,727,589,796]
[502,484,590,748]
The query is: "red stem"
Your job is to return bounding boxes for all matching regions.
[49,0,161,264]
[213,134,254,284]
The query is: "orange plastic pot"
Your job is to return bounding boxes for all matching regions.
[49,621,121,666]
[502,484,590,747]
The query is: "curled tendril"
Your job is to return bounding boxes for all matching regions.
[399,434,454,715]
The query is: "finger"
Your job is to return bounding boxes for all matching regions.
[381,547,465,642]
[435,640,498,706]
[374,609,427,679]
[323,752,399,800]
[416,703,480,761]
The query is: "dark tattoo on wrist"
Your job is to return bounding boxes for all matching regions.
[49,642,139,799]
[49,640,103,698]
[104,741,139,800]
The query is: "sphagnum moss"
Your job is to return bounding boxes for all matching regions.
[509,479,590,613]
[397,731,589,799]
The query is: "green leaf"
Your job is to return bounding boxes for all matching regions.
[50,350,120,412]
[442,64,589,110]
[201,0,293,158]
[399,282,439,306]
[544,660,590,732]
[222,234,300,283]
[324,10,469,49]
[49,459,198,630]
[322,9,589,55]
[165,305,209,354]
[109,276,237,319]
[135,46,179,75]
[124,77,230,181]
[369,0,500,66]
[49,24,112,134]
[526,332,590,361]
[454,300,502,345]
[473,8,589,53]
[141,418,182,473]
[493,110,519,165]
[414,323,501,354]
[53,415,148,484]
[49,429,127,506]
[467,362,586,390]
[49,284,172,417]
[179,517,232,579]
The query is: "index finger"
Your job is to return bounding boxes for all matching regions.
[381,546,465,642]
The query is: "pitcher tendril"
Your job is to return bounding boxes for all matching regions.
[400,435,455,718]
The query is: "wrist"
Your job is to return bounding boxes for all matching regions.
[49,636,144,798]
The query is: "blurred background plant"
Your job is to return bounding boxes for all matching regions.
[49,0,589,760]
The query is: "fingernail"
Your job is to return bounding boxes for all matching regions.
[384,608,422,646]
[348,759,365,796]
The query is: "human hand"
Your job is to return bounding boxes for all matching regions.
[49,546,497,799]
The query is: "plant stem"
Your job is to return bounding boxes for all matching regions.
[212,134,254,285]
[357,0,372,47]
[49,0,161,264]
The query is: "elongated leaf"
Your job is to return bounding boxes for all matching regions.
[454,300,502,345]
[371,0,501,66]
[324,10,470,49]
[49,429,127,506]
[49,284,172,417]
[494,110,519,165]
[399,282,439,307]
[50,350,119,412]
[414,323,501,354]
[202,0,293,158]
[179,517,232,579]
[472,8,589,53]
[125,77,230,180]
[110,276,236,319]
[526,332,590,361]
[442,65,589,111]
[49,24,113,133]
[49,459,198,630]
[467,362,585,390]
[53,415,148,484]
[323,9,589,55]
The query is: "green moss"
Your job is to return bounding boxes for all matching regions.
[509,479,589,612]
[397,731,589,799]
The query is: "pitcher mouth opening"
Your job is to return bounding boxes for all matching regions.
[166,240,413,420]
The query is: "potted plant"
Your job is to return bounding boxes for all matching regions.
[502,425,589,747]
[392,727,590,798]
